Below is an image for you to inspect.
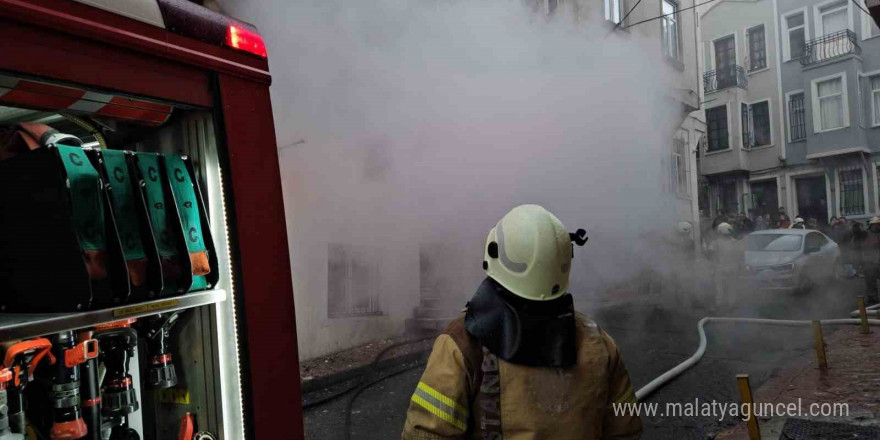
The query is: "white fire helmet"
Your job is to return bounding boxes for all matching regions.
[677,221,693,235]
[716,222,733,235]
[483,205,575,301]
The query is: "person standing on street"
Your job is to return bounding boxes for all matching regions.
[401,205,642,440]
[709,222,741,308]
[755,214,768,231]
[778,207,791,229]
[790,217,806,229]
[862,217,880,304]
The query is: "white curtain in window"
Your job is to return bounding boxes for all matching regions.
[822,8,847,35]
[818,78,844,129]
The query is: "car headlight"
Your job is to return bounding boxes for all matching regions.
[771,263,795,273]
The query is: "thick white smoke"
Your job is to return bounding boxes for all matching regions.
[221,0,687,358]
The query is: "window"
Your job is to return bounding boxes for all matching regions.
[605,0,623,24]
[788,92,807,141]
[812,74,849,132]
[661,0,680,60]
[784,11,807,60]
[706,106,729,152]
[806,232,828,250]
[747,234,803,252]
[747,25,767,71]
[839,168,865,216]
[751,101,771,146]
[328,244,381,317]
[863,0,880,38]
[742,101,771,148]
[871,76,880,126]
[671,131,689,196]
[818,1,848,37]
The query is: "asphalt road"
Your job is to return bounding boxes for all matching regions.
[303,276,867,440]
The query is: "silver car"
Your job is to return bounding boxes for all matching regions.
[743,229,840,291]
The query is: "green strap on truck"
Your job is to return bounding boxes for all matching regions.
[101,150,146,261]
[164,155,208,291]
[56,144,105,252]
[136,153,178,259]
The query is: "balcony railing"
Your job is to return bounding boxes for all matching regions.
[800,30,861,66]
[703,65,748,93]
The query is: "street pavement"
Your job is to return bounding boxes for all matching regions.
[303,276,867,439]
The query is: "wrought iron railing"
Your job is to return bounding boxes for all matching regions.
[800,30,860,66]
[704,65,748,93]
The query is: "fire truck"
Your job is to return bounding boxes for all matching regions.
[0,0,302,439]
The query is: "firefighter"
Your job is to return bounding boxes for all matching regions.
[862,217,880,304]
[401,205,642,440]
[710,222,740,307]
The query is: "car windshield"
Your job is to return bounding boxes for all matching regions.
[747,234,803,252]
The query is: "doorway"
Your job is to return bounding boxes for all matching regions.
[795,175,828,226]
[750,179,779,221]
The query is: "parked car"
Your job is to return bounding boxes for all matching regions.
[743,229,840,292]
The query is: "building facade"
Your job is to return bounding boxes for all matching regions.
[596,0,707,250]
[700,0,880,227]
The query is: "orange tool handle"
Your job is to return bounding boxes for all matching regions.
[0,368,11,389]
[64,339,98,368]
[3,338,56,384]
[178,413,194,440]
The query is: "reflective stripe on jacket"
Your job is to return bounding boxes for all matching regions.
[401,313,643,440]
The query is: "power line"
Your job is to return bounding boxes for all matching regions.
[623,0,722,29]
[851,0,871,17]
[616,0,646,30]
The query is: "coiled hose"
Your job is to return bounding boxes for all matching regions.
[61,114,107,149]
[635,317,880,402]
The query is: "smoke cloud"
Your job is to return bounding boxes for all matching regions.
[221,0,690,356]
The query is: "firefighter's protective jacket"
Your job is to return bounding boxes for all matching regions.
[401,314,642,440]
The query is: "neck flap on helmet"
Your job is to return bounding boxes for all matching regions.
[464,277,576,368]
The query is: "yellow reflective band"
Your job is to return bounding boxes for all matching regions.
[410,382,468,430]
[612,386,636,405]
[416,382,469,419]
[411,394,467,431]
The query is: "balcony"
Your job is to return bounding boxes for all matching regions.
[800,30,860,66]
[703,65,748,94]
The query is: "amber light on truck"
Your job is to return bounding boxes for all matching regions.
[226,25,267,58]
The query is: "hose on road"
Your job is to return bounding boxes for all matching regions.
[849,302,880,317]
[302,336,434,409]
[635,317,880,402]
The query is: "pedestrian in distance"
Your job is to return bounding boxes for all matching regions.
[778,207,791,229]
[790,217,806,229]
[401,205,642,440]
[755,214,768,231]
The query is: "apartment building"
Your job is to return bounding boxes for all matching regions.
[598,0,706,248]
[700,0,880,227]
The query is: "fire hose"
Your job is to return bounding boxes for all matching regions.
[849,302,880,317]
[635,316,880,402]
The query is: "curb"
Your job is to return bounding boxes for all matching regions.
[301,349,430,394]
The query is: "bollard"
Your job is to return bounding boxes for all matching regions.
[736,374,761,440]
[858,296,871,334]
[812,320,827,370]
